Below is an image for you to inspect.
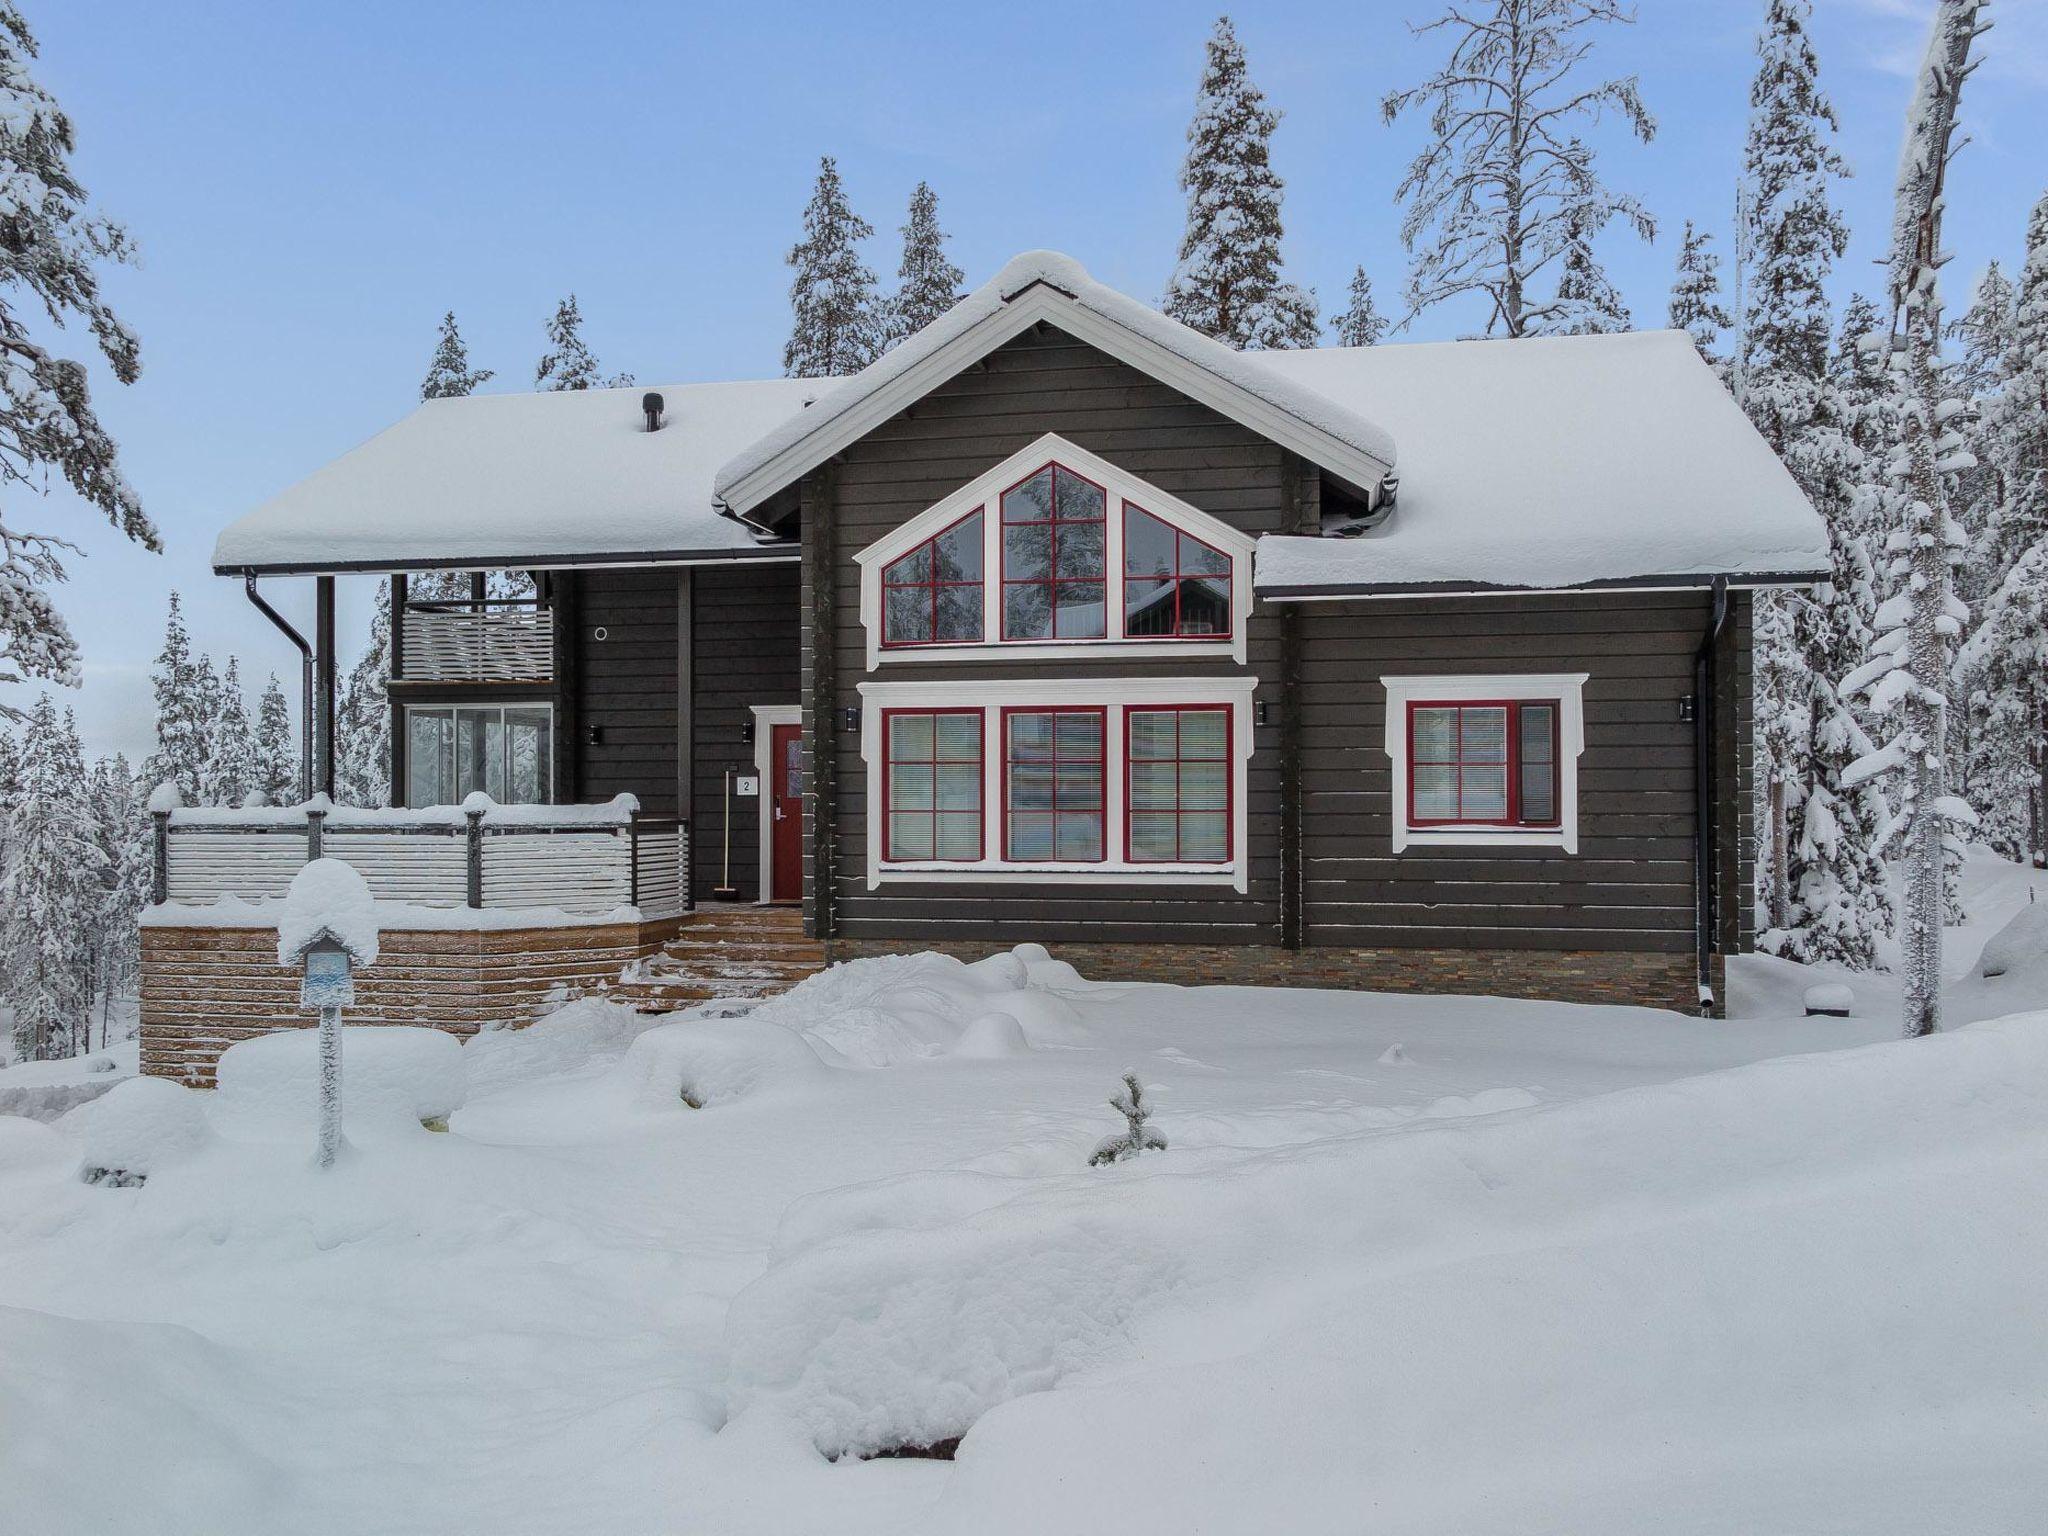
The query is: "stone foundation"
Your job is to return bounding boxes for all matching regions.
[824,938,1724,1016]
[140,917,680,1086]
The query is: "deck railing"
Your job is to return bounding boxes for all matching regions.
[151,796,689,921]
[397,599,554,683]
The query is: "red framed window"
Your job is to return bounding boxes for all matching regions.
[882,709,983,861]
[1407,700,1559,828]
[1125,706,1231,862]
[1123,503,1232,639]
[1000,463,1107,640]
[1002,707,1106,861]
[881,510,983,647]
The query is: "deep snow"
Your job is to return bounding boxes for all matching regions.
[0,856,2042,1534]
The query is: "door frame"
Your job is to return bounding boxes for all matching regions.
[750,704,803,904]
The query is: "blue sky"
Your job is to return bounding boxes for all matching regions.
[11,0,2047,760]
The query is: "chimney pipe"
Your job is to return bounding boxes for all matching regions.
[642,391,664,432]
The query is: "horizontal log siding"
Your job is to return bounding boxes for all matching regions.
[576,568,681,814]
[1298,590,1720,955]
[818,323,1281,945]
[692,561,799,903]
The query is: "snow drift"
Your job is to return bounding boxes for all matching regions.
[213,1026,465,1142]
[724,1015,2048,1465]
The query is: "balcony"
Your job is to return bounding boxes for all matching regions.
[397,598,554,683]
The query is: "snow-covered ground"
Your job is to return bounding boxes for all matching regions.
[0,859,2043,1534]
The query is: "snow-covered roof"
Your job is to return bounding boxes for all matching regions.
[1252,330,1830,595]
[212,378,823,574]
[712,250,1399,517]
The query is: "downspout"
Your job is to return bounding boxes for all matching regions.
[243,572,314,802]
[1693,576,1731,1014]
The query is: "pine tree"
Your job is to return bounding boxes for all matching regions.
[335,583,391,807]
[1087,1072,1169,1165]
[887,181,963,348]
[84,752,144,1045]
[1667,220,1735,373]
[1841,0,1988,1038]
[784,156,882,378]
[199,657,259,808]
[535,295,631,390]
[1548,213,1631,335]
[1329,265,1389,347]
[3,695,98,1059]
[421,310,493,399]
[142,594,210,804]
[1162,16,1320,350]
[0,5,158,718]
[1382,0,1655,337]
[255,672,297,804]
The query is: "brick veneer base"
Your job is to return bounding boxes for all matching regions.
[825,938,1725,1016]
[140,917,680,1086]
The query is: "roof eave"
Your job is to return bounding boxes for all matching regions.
[1255,568,1832,601]
[213,542,801,579]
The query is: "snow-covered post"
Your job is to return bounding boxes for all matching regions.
[276,858,380,1169]
[1842,0,1989,1038]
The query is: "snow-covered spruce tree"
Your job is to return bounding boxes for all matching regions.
[141,594,210,804]
[886,181,963,349]
[1382,0,1654,337]
[1088,1072,1168,1166]
[334,583,391,807]
[421,310,493,399]
[201,656,259,809]
[0,5,157,716]
[1162,16,1320,350]
[84,751,144,1045]
[1329,265,1389,347]
[535,295,630,390]
[1841,0,1989,1039]
[254,671,297,803]
[1548,213,1631,335]
[784,156,882,378]
[1668,220,1735,374]
[3,695,99,1058]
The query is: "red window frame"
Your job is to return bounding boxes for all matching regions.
[1122,704,1233,864]
[999,705,1108,863]
[879,509,984,649]
[999,462,1108,642]
[880,707,984,862]
[1120,502,1234,641]
[1405,699,1561,829]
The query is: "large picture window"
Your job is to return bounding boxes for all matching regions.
[405,704,552,808]
[1126,706,1230,862]
[1407,700,1559,829]
[882,709,984,862]
[1123,505,1231,638]
[1003,708,1106,861]
[881,510,983,647]
[1000,463,1107,640]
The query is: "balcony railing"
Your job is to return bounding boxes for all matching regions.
[397,599,553,683]
[150,796,689,921]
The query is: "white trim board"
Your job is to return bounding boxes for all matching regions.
[856,675,1258,893]
[852,433,1254,671]
[1380,673,1588,854]
[749,704,802,903]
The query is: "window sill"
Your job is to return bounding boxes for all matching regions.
[875,861,1242,888]
[872,638,1239,668]
[1393,825,1575,853]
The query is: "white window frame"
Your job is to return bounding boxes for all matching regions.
[853,433,1255,670]
[858,676,1257,892]
[1380,674,1588,853]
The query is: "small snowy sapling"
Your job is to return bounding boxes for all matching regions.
[1088,1071,1168,1166]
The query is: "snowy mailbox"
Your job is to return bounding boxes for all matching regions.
[277,859,381,1170]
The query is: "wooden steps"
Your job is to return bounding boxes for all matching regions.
[607,905,827,1013]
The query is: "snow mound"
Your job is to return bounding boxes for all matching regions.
[617,1019,828,1109]
[214,1026,464,1142]
[0,1115,75,1180]
[275,856,380,966]
[751,947,1090,1066]
[1979,899,2048,978]
[460,996,673,1099]
[1803,982,1855,1015]
[951,1012,1032,1059]
[725,1016,2048,1461]
[72,1077,214,1185]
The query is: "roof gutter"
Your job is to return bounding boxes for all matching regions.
[241,573,314,802]
[213,543,799,579]
[1256,569,1828,602]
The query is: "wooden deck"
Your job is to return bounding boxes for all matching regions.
[609,904,827,1013]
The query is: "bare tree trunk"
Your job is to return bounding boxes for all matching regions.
[1769,773,1791,928]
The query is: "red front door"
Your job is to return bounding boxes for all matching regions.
[769,723,803,902]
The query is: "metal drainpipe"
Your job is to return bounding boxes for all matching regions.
[1693,577,1731,1013]
[243,573,315,801]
